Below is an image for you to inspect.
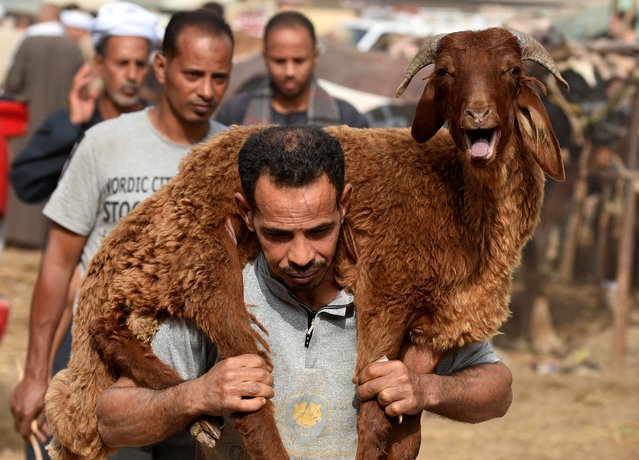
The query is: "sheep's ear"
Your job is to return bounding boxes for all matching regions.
[411,83,446,143]
[516,85,565,181]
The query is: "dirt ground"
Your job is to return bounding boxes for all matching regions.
[1,246,638,460]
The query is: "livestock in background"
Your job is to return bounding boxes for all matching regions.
[45,28,566,460]
[512,31,636,353]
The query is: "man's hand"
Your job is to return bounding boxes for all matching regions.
[354,359,428,418]
[192,354,274,417]
[10,376,49,441]
[354,346,443,419]
[69,63,99,124]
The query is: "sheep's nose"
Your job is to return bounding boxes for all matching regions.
[465,107,492,125]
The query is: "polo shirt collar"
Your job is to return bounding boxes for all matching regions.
[255,253,354,316]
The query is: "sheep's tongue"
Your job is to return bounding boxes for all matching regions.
[470,139,490,159]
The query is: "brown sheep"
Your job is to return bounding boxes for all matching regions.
[45,28,566,460]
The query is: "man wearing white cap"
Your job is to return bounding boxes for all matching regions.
[10,1,157,204]
[12,6,234,460]
[10,2,165,460]
[60,7,95,61]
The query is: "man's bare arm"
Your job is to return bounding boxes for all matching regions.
[356,355,512,423]
[96,354,274,447]
[10,222,86,439]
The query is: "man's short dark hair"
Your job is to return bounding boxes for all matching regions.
[162,8,233,58]
[200,2,225,18]
[238,126,344,208]
[263,10,316,47]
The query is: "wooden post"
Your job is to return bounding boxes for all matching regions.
[558,141,591,282]
[610,72,639,372]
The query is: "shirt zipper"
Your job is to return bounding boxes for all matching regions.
[305,310,317,348]
[302,304,343,348]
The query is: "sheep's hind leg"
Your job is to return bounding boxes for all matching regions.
[385,337,442,459]
[387,413,421,460]
[90,315,224,447]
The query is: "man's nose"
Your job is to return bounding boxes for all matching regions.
[284,61,295,77]
[126,63,139,81]
[198,79,213,100]
[288,238,314,269]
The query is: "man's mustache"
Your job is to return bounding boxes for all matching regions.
[280,260,326,276]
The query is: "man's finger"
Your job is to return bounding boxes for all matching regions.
[384,400,405,422]
[230,381,274,401]
[234,396,268,414]
[31,419,46,443]
[356,373,390,401]
[355,361,385,385]
[224,353,267,367]
[14,417,29,439]
[36,411,50,438]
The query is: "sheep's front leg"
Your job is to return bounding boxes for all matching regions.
[90,315,224,447]
[185,226,289,460]
[354,292,413,460]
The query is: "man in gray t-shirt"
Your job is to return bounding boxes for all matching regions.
[16,9,235,460]
[96,126,513,459]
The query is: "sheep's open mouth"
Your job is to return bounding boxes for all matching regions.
[464,129,498,161]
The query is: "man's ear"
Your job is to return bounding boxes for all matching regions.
[93,53,104,75]
[235,192,255,232]
[153,52,167,85]
[339,183,352,223]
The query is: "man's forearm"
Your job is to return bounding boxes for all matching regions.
[24,269,73,379]
[96,378,202,447]
[23,224,86,380]
[421,362,512,423]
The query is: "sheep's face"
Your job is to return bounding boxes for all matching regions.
[404,28,565,180]
[432,31,524,167]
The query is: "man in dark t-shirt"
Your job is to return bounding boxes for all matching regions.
[215,10,369,128]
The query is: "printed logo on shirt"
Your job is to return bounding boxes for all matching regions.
[100,175,173,224]
[285,394,328,442]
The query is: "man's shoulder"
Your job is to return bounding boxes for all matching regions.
[23,33,79,50]
[334,98,370,128]
[215,91,255,125]
[84,109,150,137]
[208,118,228,136]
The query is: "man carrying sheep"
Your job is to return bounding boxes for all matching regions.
[95,125,512,459]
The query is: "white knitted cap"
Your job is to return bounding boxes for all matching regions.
[91,1,159,48]
[61,9,95,31]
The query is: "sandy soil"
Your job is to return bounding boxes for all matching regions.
[0,246,638,460]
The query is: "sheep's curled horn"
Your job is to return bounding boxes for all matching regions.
[395,29,570,98]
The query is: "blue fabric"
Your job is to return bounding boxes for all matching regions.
[9,107,101,203]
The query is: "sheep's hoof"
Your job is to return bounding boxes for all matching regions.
[190,415,224,448]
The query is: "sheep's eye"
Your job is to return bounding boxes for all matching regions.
[509,66,521,75]
[435,68,448,77]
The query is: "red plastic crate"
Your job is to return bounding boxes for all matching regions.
[0,99,29,138]
[0,98,29,217]
[0,297,9,344]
